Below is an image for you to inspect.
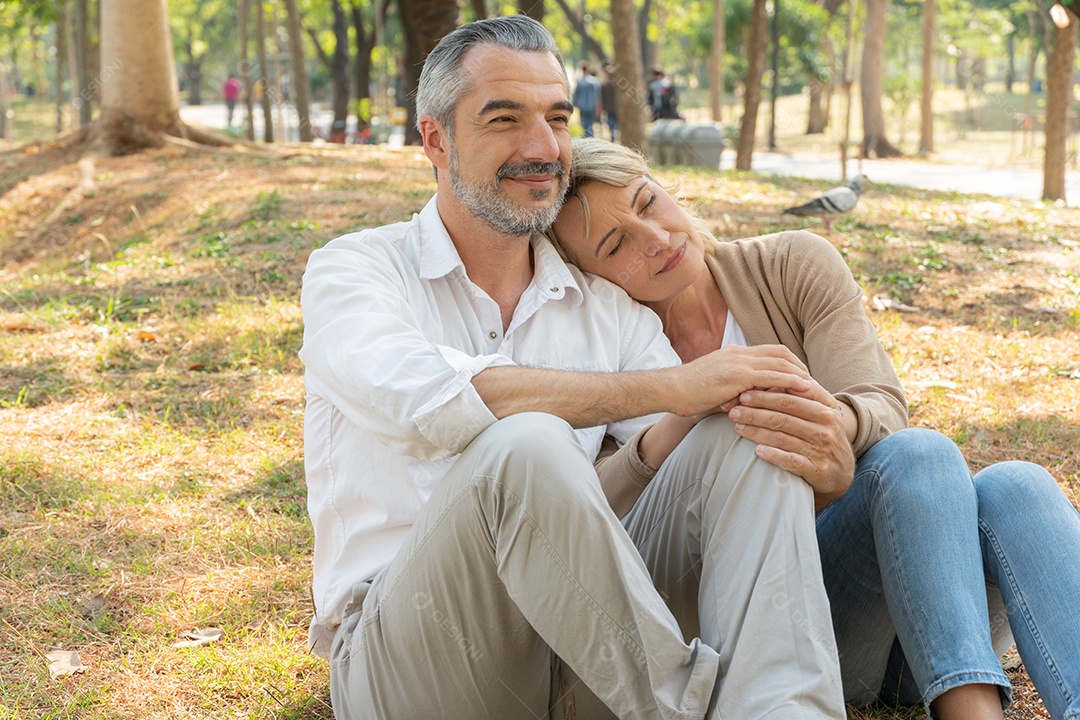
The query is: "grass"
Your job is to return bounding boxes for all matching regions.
[1,134,1077,719]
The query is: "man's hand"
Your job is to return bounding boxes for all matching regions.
[670,344,812,417]
[726,378,856,509]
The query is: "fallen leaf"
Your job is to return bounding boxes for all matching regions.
[46,649,87,679]
[4,325,44,333]
[172,627,224,648]
[134,331,161,343]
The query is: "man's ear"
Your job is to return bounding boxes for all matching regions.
[419,115,450,172]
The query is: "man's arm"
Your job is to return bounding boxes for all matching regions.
[473,343,813,427]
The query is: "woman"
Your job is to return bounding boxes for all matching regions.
[548,137,1080,720]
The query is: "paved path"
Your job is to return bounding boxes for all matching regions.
[732,149,1080,207]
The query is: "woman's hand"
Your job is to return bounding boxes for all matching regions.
[726,378,856,510]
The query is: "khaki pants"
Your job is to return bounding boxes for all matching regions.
[329,413,844,720]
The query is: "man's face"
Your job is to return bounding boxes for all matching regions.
[443,45,573,237]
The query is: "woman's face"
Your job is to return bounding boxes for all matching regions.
[551,177,705,304]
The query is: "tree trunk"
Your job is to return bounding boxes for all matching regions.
[398,0,460,145]
[183,33,203,105]
[75,0,92,124]
[709,0,725,122]
[519,0,543,23]
[918,0,934,157]
[285,0,313,141]
[610,0,649,153]
[352,2,375,113]
[100,0,185,153]
[735,0,768,170]
[639,0,655,73]
[1042,8,1078,201]
[1005,28,1015,94]
[255,0,275,142]
[239,0,256,140]
[0,61,8,139]
[807,82,828,133]
[859,0,902,157]
[55,8,68,133]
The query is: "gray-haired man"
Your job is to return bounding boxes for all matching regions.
[301,14,844,720]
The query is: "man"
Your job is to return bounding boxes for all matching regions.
[647,67,680,121]
[572,61,602,138]
[301,15,844,720]
[600,61,618,142]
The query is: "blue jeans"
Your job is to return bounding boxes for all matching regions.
[578,109,597,138]
[817,427,1080,720]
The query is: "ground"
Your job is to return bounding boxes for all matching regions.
[1,137,1077,719]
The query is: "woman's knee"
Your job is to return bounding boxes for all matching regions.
[973,461,1070,526]
[857,428,975,510]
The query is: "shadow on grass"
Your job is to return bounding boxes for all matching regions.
[0,356,78,407]
[224,459,307,520]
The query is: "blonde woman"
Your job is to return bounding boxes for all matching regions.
[548,137,1080,720]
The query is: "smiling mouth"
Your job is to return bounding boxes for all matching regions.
[658,241,687,273]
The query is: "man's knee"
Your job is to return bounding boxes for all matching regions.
[461,412,595,499]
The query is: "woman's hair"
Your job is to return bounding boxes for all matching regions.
[548,137,717,263]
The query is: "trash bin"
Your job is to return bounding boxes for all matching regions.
[648,119,684,165]
[669,123,698,165]
[682,123,725,169]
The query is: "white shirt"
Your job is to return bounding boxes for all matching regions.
[300,196,679,656]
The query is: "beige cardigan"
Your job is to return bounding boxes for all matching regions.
[597,230,908,517]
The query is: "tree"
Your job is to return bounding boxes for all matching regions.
[709,0,725,122]
[551,0,608,61]
[74,0,91,124]
[859,0,901,157]
[308,0,353,141]
[735,0,769,170]
[397,0,460,145]
[918,0,935,156]
[254,0,274,142]
[284,0,313,141]
[611,0,649,153]
[1042,2,1078,201]
[239,0,256,140]
[99,0,228,154]
[519,0,543,22]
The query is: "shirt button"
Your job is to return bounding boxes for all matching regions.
[489,331,497,339]
[549,287,559,292]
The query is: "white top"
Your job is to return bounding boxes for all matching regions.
[721,309,749,347]
[299,196,679,656]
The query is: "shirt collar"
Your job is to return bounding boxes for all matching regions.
[416,194,583,306]
[417,196,464,280]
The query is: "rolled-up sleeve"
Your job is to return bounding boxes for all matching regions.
[300,234,512,461]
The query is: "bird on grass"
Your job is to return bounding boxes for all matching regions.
[782,174,870,232]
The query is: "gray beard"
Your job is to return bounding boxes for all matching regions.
[449,152,568,237]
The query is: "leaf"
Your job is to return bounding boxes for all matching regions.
[4,325,44,333]
[46,649,87,679]
[134,331,162,343]
[171,627,224,649]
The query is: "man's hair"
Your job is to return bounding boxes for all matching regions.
[415,15,564,138]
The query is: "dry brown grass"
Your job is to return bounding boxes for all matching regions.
[1,138,1076,718]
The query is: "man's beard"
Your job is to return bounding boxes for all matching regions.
[449,150,568,236]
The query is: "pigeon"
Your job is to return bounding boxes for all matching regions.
[782,174,869,231]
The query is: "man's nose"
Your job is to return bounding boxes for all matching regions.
[520,117,562,163]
